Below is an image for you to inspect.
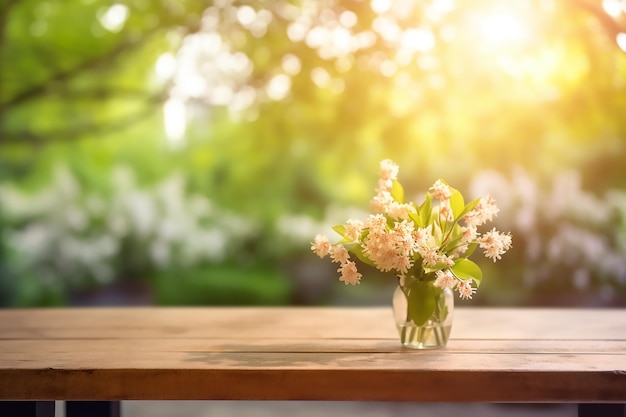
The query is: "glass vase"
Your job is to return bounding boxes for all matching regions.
[392,283,454,349]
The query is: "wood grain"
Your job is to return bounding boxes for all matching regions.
[0,307,624,402]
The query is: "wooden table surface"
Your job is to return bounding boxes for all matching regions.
[0,307,625,403]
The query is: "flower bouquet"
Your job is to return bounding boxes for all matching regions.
[312,159,512,349]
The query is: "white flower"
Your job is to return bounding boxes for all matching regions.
[480,228,513,262]
[311,234,331,258]
[345,219,364,241]
[464,195,499,227]
[338,260,362,285]
[457,279,476,300]
[329,245,350,264]
[379,159,399,181]
[434,269,458,289]
[429,179,452,201]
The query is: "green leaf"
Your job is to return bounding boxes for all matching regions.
[442,223,464,252]
[407,281,436,326]
[457,197,481,220]
[390,180,404,203]
[451,258,483,287]
[409,208,423,228]
[332,225,347,238]
[464,242,478,258]
[420,193,432,226]
[449,189,465,219]
[432,222,444,245]
[342,242,376,267]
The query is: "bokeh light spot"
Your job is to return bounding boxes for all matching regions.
[371,0,392,14]
[98,4,129,33]
[267,74,291,100]
[602,0,623,17]
[339,10,358,28]
[237,5,256,26]
[282,54,302,75]
[617,33,626,52]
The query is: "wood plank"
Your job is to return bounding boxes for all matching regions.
[0,351,624,371]
[0,307,624,402]
[1,368,625,402]
[0,307,624,340]
[2,338,626,354]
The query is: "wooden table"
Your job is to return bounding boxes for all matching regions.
[0,307,624,417]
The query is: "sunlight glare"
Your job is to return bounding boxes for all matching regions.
[287,20,309,42]
[477,12,530,46]
[356,31,377,49]
[402,28,436,52]
[602,0,623,17]
[305,26,328,49]
[339,11,358,28]
[164,98,186,147]
[380,60,397,77]
[373,16,401,42]
[371,0,392,14]
[155,53,177,80]
[211,85,234,106]
[237,5,256,26]
[617,33,626,52]
[98,4,129,33]
[311,67,331,88]
[331,27,353,55]
[431,0,455,14]
[282,54,302,75]
[426,0,456,21]
[266,74,291,101]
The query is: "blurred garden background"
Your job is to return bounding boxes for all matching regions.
[1,0,626,308]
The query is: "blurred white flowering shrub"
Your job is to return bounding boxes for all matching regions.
[470,166,626,305]
[2,163,625,306]
[0,165,259,301]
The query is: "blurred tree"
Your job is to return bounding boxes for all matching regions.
[0,0,206,146]
[2,0,625,187]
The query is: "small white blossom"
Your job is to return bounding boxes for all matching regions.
[345,219,364,241]
[311,234,331,258]
[429,179,452,201]
[434,269,458,289]
[480,228,513,262]
[457,279,476,300]
[379,159,399,181]
[338,260,362,285]
[464,195,499,227]
[329,244,350,264]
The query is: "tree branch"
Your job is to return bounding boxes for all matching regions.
[0,93,165,145]
[0,33,160,109]
[46,86,168,102]
[0,0,22,129]
[568,0,626,39]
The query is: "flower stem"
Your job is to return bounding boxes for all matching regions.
[409,326,417,343]
[434,325,442,346]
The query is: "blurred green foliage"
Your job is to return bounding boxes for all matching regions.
[1,0,626,306]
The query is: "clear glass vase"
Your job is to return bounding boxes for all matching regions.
[392,283,454,349]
